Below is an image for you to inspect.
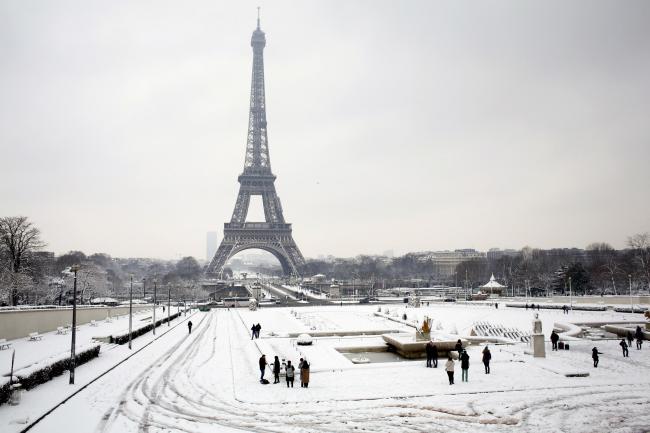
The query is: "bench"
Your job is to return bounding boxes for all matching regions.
[0,339,11,350]
[56,326,68,335]
[28,332,43,341]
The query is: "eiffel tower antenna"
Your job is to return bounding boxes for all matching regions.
[206,14,305,277]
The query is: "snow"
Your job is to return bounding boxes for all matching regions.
[0,306,173,377]
[1,304,648,432]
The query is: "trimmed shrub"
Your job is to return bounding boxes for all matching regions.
[0,345,101,406]
[109,312,181,345]
[0,381,11,406]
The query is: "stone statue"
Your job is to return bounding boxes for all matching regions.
[532,313,542,334]
[531,313,545,357]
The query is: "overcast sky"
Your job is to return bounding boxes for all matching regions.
[1,0,649,261]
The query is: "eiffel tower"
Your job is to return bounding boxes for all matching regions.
[206,13,305,277]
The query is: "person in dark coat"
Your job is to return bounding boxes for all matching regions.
[425,341,434,368]
[285,361,295,387]
[635,326,644,349]
[255,323,262,339]
[455,339,463,354]
[431,344,438,368]
[550,331,559,351]
[620,339,629,357]
[460,350,470,382]
[482,346,492,374]
[525,303,529,310]
[592,347,602,367]
[273,356,281,384]
[187,320,193,334]
[258,354,267,381]
[251,324,256,340]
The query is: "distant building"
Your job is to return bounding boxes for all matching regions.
[427,249,487,278]
[487,248,520,261]
[206,231,218,262]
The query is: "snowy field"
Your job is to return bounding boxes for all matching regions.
[1,304,649,433]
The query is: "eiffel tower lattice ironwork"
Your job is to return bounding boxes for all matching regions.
[206,14,305,277]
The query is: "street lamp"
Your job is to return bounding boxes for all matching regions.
[167,284,171,326]
[69,264,80,385]
[128,275,133,350]
[153,280,157,335]
[628,274,633,313]
[142,278,146,300]
[568,276,573,312]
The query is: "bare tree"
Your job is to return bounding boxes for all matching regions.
[0,216,46,305]
[627,233,650,290]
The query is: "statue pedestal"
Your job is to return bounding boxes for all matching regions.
[532,333,546,358]
[416,331,430,341]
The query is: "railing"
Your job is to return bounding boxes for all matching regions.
[225,222,292,230]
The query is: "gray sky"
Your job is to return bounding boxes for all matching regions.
[1,0,649,260]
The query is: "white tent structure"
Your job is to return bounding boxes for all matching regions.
[480,274,506,296]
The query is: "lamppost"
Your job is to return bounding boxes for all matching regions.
[628,274,633,312]
[69,265,80,385]
[128,275,133,350]
[142,278,146,300]
[525,279,529,304]
[153,280,157,335]
[167,284,171,326]
[568,276,573,312]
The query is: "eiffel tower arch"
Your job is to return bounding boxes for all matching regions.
[206,14,305,277]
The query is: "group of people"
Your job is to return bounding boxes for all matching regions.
[429,339,492,385]
[620,325,645,357]
[258,355,310,388]
[553,323,644,366]
[250,323,262,339]
[525,303,540,311]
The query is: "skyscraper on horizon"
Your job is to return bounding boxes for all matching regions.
[206,231,218,262]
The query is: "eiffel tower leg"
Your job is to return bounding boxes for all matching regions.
[231,191,250,223]
[206,241,235,276]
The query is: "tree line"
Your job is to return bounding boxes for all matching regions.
[0,216,205,306]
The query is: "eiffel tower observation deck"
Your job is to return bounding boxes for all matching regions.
[206,12,305,277]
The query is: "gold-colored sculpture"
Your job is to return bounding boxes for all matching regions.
[421,317,432,333]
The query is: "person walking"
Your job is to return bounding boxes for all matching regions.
[455,339,463,354]
[620,339,629,357]
[550,331,559,351]
[482,346,491,374]
[187,320,193,334]
[635,326,644,350]
[460,350,470,382]
[255,323,262,339]
[258,354,267,381]
[285,361,295,388]
[273,356,281,384]
[592,347,602,368]
[445,356,455,385]
[431,344,438,368]
[251,324,256,340]
[425,341,434,368]
[300,358,310,388]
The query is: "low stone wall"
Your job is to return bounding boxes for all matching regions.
[0,305,152,340]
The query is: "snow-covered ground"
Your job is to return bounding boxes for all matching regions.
[1,304,648,432]
[0,306,174,378]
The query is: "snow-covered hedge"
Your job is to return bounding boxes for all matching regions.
[109,312,181,345]
[0,345,101,406]
[505,303,606,312]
